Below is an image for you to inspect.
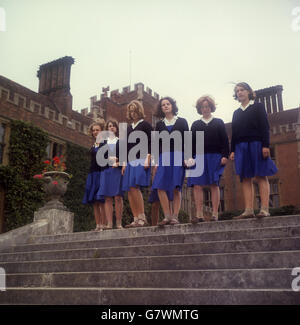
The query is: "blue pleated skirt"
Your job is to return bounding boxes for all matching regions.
[82,171,105,204]
[234,141,278,181]
[122,158,151,191]
[152,151,185,192]
[97,167,123,198]
[187,153,225,187]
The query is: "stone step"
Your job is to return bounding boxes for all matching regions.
[5,268,295,289]
[28,215,300,245]
[1,251,299,274]
[0,237,300,263]
[0,287,299,305]
[3,224,300,255]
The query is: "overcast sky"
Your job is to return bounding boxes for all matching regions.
[0,0,300,125]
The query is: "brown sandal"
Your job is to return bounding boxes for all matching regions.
[191,216,204,224]
[125,221,139,228]
[169,218,180,225]
[158,218,170,227]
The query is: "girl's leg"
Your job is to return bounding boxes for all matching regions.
[92,202,101,230]
[243,177,254,210]
[127,187,147,227]
[256,176,270,217]
[104,197,113,229]
[99,202,106,228]
[115,195,123,228]
[158,190,172,225]
[193,185,204,220]
[234,178,255,219]
[210,184,220,221]
[128,189,138,219]
[172,189,181,223]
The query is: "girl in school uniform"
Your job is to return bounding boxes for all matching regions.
[96,120,123,229]
[121,100,152,228]
[82,120,106,231]
[229,82,278,219]
[187,95,229,222]
[148,167,174,226]
[152,97,189,226]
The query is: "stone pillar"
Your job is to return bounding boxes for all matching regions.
[277,88,284,111]
[34,199,74,235]
[265,93,271,114]
[271,93,277,113]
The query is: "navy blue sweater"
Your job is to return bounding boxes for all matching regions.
[89,145,103,173]
[97,139,121,170]
[154,117,189,154]
[231,102,270,152]
[122,120,153,161]
[191,118,229,158]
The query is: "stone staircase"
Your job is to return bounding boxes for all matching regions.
[0,215,300,305]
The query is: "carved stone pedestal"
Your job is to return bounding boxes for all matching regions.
[34,199,74,235]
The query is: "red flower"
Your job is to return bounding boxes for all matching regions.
[43,160,51,164]
[33,174,43,179]
[52,181,58,185]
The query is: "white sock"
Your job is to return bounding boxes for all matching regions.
[138,213,146,220]
[243,208,254,215]
[260,207,269,215]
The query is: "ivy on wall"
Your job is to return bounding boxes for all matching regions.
[0,120,48,231]
[63,143,94,232]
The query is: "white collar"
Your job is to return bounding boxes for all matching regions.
[107,136,118,145]
[163,115,178,126]
[240,100,255,111]
[131,119,144,129]
[200,115,214,125]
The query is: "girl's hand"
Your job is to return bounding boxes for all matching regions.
[144,154,151,170]
[184,158,195,168]
[262,147,270,159]
[221,157,228,165]
[229,152,235,161]
[108,156,117,165]
[121,165,126,175]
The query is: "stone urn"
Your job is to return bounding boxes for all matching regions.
[39,171,71,211]
[33,169,74,235]
[43,171,70,200]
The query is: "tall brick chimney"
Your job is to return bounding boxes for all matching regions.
[37,56,75,117]
[255,85,283,114]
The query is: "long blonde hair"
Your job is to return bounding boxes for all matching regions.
[126,100,145,122]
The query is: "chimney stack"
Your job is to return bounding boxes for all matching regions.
[37,56,75,117]
[255,85,283,114]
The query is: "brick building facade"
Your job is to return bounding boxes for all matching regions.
[1,56,300,232]
[0,57,160,232]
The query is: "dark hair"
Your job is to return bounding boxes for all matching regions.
[233,82,256,101]
[105,119,119,137]
[195,95,216,114]
[155,97,179,118]
[88,119,105,137]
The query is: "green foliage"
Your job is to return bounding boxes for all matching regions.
[178,209,190,223]
[63,143,94,232]
[1,120,48,231]
[269,205,297,216]
[9,120,48,178]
